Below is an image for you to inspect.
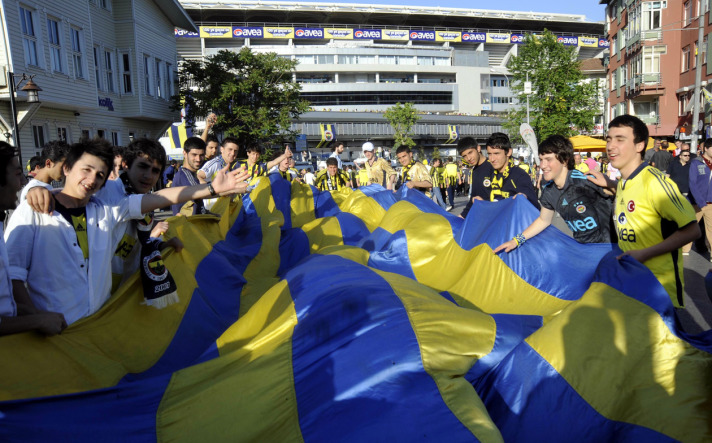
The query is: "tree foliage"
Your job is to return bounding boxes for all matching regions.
[172,48,311,149]
[384,102,420,149]
[505,30,599,141]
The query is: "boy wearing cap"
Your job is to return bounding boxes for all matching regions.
[357,142,396,190]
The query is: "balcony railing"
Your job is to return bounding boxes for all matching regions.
[626,73,662,95]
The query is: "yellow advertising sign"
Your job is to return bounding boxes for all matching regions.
[262,27,295,39]
[381,29,410,41]
[486,33,511,44]
[199,26,232,39]
[578,36,599,48]
[324,28,353,39]
[435,31,462,42]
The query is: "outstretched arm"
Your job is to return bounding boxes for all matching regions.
[140,166,250,213]
[201,113,217,143]
[493,207,554,253]
[266,146,293,170]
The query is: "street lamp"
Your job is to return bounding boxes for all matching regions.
[7,72,42,167]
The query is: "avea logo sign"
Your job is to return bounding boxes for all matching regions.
[410,31,435,41]
[175,28,198,38]
[384,30,409,39]
[510,34,525,44]
[557,36,578,46]
[598,39,611,48]
[354,29,381,39]
[232,27,263,38]
[295,28,324,38]
[462,32,486,42]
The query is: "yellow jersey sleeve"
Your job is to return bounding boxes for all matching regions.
[648,169,696,229]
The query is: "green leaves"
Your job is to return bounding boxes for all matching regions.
[172,48,311,149]
[384,102,420,149]
[505,30,599,142]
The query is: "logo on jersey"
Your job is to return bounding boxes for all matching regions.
[576,204,586,214]
[627,200,635,212]
[566,217,598,233]
[561,198,568,206]
[483,179,491,187]
[617,212,627,225]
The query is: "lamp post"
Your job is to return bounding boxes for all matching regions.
[7,72,42,168]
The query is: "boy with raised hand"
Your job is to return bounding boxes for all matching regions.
[8,138,249,325]
[494,135,615,254]
[0,142,67,336]
[606,114,699,308]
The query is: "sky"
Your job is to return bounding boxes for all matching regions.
[293,0,606,23]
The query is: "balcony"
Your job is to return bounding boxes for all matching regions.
[626,73,664,96]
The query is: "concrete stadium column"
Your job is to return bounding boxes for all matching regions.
[414,74,418,83]
[335,73,339,83]
[375,73,380,83]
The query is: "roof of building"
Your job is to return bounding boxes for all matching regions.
[579,57,605,73]
[157,0,198,32]
[179,1,604,34]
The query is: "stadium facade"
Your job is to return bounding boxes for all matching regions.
[175,1,607,152]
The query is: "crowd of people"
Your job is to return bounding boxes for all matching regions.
[0,113,708,336]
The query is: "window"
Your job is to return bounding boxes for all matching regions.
[633,100,658,118]
[155,59,163,98]
[295,55,315,64]
[166,62,174,97]
[99,0,111,11]
[337,54,357,64]
[47,18,63,73]
[121,52,132,94]
[611,69,617,90]
[97,129,105,139]
[611,35,617,56]
[683,46,691,71]
[104,51,115,92]
[398,56,416,65]
[19,6,39,66]
[129,132,135,142]
[32,124,45,148]
[684,1,692,26]
[379,55,396,64]
[94,46,102,90]
[111,131,119,146]
[417,56,434,66]
[143,55,152,95]
[643,2,664,30]
[644,45,666,73]
[70,28,84,79]
[57,127,68,142]
[316,55,331,64]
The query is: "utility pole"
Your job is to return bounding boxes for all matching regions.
[691,13,705,154]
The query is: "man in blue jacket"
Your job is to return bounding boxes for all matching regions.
[689,138,712,259]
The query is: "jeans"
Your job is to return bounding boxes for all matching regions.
[432,186,447,208]
[446,185,455,206]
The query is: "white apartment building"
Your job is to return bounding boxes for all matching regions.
[0,0,196,162]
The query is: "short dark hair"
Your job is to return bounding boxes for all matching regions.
[0,142,17,186]
[221,137,239,148]
[332,141,346,151]
[486,132,511,152]
[457,137,477,154]
[704,138,712,149]
[64,138,114,188]
[28,155,42,172]
[123,138,167,170]
[40,140,69,164]
[395,146,411,155]
[326,157,338,167]
[206,134,219,144]
[609,114,649,158]
[245,144,261,154]
[539,135,575,170]
[447,156,453,162]
[183,136,206,153]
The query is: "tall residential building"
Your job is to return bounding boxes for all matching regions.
[602,0,712,142]
[176,1,606,150]
[0,0,196,162]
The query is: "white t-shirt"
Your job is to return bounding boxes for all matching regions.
[304,172,316,186]
[0,223,17,318]
[20,178,52,201]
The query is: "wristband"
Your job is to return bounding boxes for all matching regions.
[513,233,526,248]
[208,183,217,197]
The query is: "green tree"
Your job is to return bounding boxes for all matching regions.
[384,102,420,149]
[172,48,311,149]
[505,30,599,141]
[432,146,441,159]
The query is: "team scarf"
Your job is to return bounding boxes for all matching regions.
[490,162,511,197]
[120,173,179,309]
[397,161,417,189]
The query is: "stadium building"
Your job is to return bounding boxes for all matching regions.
[174,1,607,154]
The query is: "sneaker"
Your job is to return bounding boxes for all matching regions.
[446,205,453,211]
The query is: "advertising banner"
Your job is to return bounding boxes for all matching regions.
[486,33,511,44]
[354,29,382,40]
[199,26,232,38]
[578,36,599,48]
[435,31,461,42]
[324,28,354,39]
[510,34,525,44]
[557,35,578,46]
[461,32,486,43]
[294,28,324,39]
[409,30,436,41]
[598,38,610,48]
[232,27,263,38]
[381,29,410,41]
[175,28,199,38]
[262,27,295,39]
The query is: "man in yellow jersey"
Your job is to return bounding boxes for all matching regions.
[606,114,700,308]
[315,157,351,192]
[395,146,432,193]
[429,158,448,209]
[444,156,459,209]
[358,142,396,189]
[574,153,589,173]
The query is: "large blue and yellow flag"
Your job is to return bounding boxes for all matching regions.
[315,123,336,150]
[168,121,193,150]
[0,176,710,442]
